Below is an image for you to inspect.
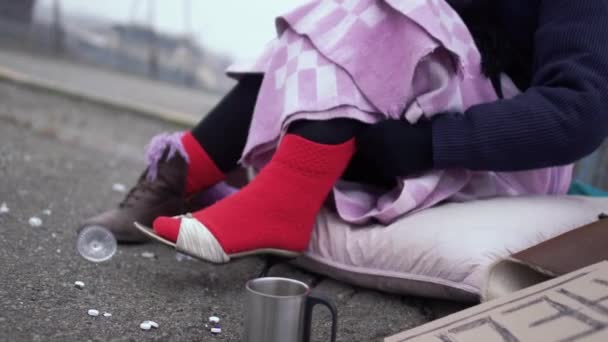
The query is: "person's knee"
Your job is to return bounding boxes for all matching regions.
[288,118,367,144]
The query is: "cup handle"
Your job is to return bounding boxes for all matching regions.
[303,294,338,342]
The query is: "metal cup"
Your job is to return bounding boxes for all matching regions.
[244,277,338,342]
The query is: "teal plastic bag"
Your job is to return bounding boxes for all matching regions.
[568,180,608,197]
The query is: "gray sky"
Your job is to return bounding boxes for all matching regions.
[37,0,304,60]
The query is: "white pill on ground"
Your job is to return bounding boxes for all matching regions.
[103,312,112,317]
[0,202,9,214]
[140,322,152,330]
[88,309,99,317]
[141,252,155,259]
[112,183,127,193]
[28,217,42,227]
[143,320,159,328]
[74,281,85,289]
[211,327,222,334]
[209,316,220,324]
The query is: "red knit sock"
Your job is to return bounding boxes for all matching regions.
[181,131,225,196]
[154,134,355,252]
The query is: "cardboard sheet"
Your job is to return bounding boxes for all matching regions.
[386,261,608,342]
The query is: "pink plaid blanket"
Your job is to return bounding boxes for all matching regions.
[227,0,573,224]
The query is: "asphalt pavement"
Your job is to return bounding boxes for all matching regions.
[0,49,221,125]
[0,80,467,341]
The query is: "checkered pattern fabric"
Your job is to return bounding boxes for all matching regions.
[271,29,375,117]
[234,0,572,224]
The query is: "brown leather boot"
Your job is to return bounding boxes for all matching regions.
[79,151,190,242]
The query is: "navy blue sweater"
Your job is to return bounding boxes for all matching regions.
[433,0,608,171]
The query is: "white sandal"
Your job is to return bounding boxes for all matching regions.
[133,215,301,264]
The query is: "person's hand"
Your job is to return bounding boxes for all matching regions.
[355,119,433,179]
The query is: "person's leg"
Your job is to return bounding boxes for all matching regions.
[287,118,366,144]
[152,118,365,258]
[80,75,263,242]
[189,75,263,174]
[179,75,263,194]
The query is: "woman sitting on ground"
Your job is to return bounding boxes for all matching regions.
[82,0,608,263]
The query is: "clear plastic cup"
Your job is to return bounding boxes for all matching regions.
[77,225,117,262]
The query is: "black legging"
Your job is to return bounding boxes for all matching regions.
[191,75,394,187]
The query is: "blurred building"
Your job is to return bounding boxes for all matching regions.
[0,1,36,23]
[0,1,233,93]
[0,0,36,43]
[65,22,233,92]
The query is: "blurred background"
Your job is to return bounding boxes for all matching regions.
[0,0,301,93]
[0,0,606,185]
[0,2,607,340]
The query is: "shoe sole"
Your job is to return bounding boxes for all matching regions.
[133,222,301,263]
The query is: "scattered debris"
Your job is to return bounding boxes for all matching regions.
[0,202,8,215]
[140,321,152,330]
[141,251,155,259]
[143,320,159,329]
[42,209,52,216]
[209,316,221,335]
[175,252,193,262]
[103,312,112,317]
[28,217,42,227]
[112,183,127,193]
[88,309,99,317]
[74,281,85,289]
[56,249,61,253]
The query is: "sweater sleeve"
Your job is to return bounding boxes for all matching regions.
[432,0,608,171]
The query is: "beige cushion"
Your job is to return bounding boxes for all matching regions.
[294,196,608,301]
